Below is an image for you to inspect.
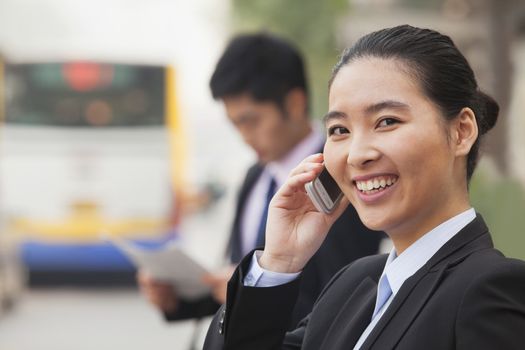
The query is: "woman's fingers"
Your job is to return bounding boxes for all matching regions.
[278,154,324,197]
[288,153,324,177]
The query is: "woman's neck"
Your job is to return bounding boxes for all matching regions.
[389,200,472,254]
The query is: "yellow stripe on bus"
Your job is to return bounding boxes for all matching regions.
[10,217,168,242]
[165,66,188,193]
[8,201,168,242]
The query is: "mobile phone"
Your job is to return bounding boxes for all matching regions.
[305,167,343,214]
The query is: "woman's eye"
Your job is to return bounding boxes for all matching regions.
[328,126,349,136]
[377,118,398,127]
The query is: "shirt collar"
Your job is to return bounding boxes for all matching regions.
[382,208,476,295]
[265,127,324,186]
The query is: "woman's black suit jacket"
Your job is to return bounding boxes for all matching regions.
[204,214,525,349]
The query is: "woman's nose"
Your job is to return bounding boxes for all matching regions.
[346,135,380,168]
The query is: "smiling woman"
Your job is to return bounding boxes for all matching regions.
[203,25,525,350]
[324,57,475,253]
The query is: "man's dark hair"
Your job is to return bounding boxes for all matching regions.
[331,25,499,182]
[210,32,308,110]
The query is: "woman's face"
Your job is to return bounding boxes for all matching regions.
[324,58,468,250]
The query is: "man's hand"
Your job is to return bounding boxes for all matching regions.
[137,270,179,313]
[201,265,236,305]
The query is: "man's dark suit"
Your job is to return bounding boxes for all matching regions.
[204,214,525,349]
[165,162,384,326]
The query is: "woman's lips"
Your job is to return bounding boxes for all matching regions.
[354,174,398,204]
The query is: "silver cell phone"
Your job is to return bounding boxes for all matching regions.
[305,167,343,214]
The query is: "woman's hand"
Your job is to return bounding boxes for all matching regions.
[259,153,349,273]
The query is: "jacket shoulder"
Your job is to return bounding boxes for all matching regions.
[455,253,525,348]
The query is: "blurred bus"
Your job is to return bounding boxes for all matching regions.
[0,61,186,285]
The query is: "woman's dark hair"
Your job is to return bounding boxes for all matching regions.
[210,32,308,111]
[331,25,499,182]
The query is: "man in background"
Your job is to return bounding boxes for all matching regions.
[137,32,384,328]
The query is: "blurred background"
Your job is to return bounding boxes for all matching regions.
[0,0,524,349]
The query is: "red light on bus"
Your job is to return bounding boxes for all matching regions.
[62,62,113,92]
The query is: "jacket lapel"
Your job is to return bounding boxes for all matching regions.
[227,163,264,263]
[317,277,377,350]
[360,262,447,349]
[359,214,492,349]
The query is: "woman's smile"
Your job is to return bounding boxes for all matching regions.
[353,173,399,204]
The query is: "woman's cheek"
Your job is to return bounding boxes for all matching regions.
[323,142,348,190]
[322,142,337,173]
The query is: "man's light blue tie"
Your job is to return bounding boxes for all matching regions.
[255,178,277,248]
[372,274,393,319]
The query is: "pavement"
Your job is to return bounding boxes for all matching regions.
[0,288,212,350]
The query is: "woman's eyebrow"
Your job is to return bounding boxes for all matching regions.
[323,100,409,125]
[323,111,347,125]
[364,100,410,115]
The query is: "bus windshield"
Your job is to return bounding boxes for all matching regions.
[4,62,165,127]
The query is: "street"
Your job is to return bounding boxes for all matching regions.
[0,288,212,350]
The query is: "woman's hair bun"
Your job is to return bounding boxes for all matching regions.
[477,90,499,135]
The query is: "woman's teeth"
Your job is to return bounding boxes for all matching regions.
[356,176,397,193]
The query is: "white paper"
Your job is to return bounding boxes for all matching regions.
[107,236,211,300]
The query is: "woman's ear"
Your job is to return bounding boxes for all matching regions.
[453,107,478,157]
